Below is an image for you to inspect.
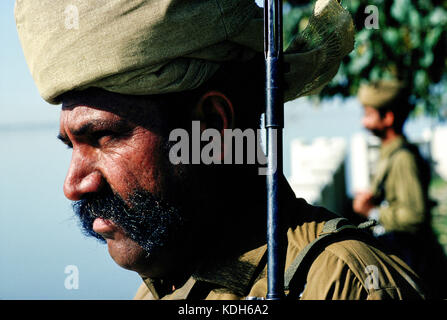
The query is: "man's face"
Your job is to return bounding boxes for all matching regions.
[58,91,195,278]
[361,105,387,138]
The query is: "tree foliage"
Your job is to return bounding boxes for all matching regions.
[284,0,447,118]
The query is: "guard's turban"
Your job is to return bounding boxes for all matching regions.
[357,80,408,110]
[15,0,354,105]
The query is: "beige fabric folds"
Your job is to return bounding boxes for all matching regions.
[15,0,354,105]
[358,80,406,109]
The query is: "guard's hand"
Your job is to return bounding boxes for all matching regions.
[353,191,375,217]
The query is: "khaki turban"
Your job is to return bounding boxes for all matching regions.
[358,80,406,109]
[15,0,354,105]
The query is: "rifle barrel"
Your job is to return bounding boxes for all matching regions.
[264,0,284,300]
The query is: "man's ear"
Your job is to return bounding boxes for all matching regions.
[193,91,235,133]
[383,110,395,128]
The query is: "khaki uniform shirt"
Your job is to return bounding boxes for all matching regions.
[370,136,430,234]
[134,193,425,300]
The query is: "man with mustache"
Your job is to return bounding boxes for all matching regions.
[16,0,426,299]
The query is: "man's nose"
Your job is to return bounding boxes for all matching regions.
[361,116,369,129]
[63,150,104,201]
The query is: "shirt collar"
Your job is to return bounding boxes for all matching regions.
[192,244,267,297]
[140,244,267,299]
[380,135,406,159]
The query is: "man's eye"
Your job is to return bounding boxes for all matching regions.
[93,130,114,139]
[91,128,133,146]
[91,130,116,144]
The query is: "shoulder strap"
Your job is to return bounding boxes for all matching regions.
[284,217,374,299]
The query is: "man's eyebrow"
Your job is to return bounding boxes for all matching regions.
[57,119,131,144]
[70,119,131,136]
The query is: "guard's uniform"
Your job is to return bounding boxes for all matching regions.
[134,186,426,300]
[369,136,430,234]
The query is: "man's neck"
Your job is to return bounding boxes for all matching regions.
[381,129,402,145]
[200,166,296,253]
[193,165,270,253]
[152,166,295,287]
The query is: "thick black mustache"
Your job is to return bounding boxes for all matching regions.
[72,188,187,255]
[72,194,108,243]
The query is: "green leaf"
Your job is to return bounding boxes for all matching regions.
[408,8,422,29]
[356,28,373,43]
[382,28,400,47]
[429,7,447,26]
[391,0,411,22]
[409,29,421,49]
[348,49,373,74]
[424,28,443,50]
[420,51,434,68]
[414,70,428,92]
